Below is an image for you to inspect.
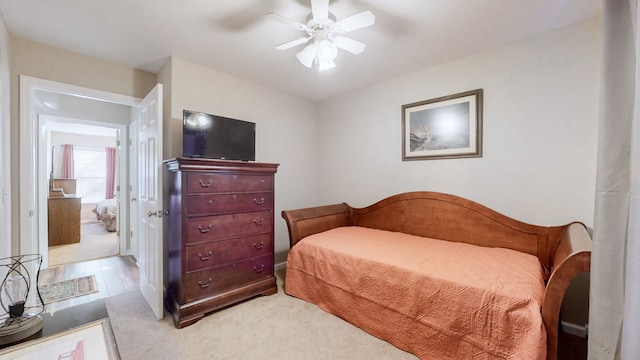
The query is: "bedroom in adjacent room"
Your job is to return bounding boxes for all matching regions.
[47,122,120,266]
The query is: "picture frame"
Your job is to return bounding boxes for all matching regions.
[402,89,483,160]
[0,318,120,360]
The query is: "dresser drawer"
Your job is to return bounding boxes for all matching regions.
[187,173,273,194]
[187,193,273,216]
[186,233,273,272]
[185,210,273,243]
[185,255,274,302]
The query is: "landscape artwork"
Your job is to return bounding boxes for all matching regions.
[402,89,483,160]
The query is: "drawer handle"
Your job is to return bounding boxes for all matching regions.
[253,218,264,226]
[253,197,265,205]
[253,264,265,273]
[198,179,213,187]
[253,242,264,250]
[198,278,213,288]
[198,251,212,261]
[198,224,213,233]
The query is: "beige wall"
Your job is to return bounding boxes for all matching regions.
[9,37,157,253]
[318,19,600,227]
[317,19,601,328]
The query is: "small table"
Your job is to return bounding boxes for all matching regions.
[0,299,108,349]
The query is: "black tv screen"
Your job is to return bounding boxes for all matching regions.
[183,110,256,161]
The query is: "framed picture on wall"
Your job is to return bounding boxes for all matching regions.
[402,89,483,160]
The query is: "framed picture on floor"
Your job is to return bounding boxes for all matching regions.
[0,318,120,360]
[402,89,483,160]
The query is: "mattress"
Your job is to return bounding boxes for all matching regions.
[285,226,547,359]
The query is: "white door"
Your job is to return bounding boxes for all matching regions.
[137,84,164,319]
[129,116,139,259]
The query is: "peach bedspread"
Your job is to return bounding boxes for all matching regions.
[285,226,547,359]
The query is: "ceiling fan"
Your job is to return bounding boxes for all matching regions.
[268,0,375,71]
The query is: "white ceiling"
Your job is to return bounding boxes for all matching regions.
[0,0,601,102]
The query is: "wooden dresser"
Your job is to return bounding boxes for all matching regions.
[48,179,81,246]
[164,157,279,328]
[48,197,82,246]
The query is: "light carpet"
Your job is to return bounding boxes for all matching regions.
[48,220,119,266]
[104,272,417,360]
[39,275,98,304]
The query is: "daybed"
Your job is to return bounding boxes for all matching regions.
[93,198,117,232]
[281,191,591,360]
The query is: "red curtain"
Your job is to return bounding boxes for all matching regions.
[106,147,116,199]
[61,144,74,179]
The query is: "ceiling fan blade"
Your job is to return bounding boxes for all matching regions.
[310,0,329,21]
[335,10,375,33]
[333,36,366,54]
[276,36,312,50]
[296,42,319,68]
[267,12,309,31]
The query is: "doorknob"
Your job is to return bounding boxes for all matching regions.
[147,210,169,217]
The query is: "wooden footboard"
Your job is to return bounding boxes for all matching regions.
[281,191,592,360]
[281,203,352,248]
[542,222,592,360]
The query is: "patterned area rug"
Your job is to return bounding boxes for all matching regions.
[38,275,98,304]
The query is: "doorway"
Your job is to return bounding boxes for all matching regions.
[19,75,164,320]
[33,94,133,268]
[19,77,141,269]
[41,117,124,266]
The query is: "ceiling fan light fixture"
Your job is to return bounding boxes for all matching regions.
[296,43,318,68]
[318,60,336,71]
[270,0,375,72]
[316,39,337,71]
[317,39,337,63]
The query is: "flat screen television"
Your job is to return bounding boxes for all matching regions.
[183,110,256,161]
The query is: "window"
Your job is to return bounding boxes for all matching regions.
[74,148,105,204]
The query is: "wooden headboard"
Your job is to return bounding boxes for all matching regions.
[283,192,568,270]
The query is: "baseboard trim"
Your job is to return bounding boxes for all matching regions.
[561,321,588,338]
[275,261,287,271]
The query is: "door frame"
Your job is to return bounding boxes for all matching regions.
[38,114,128,262]
[19,75,142,266]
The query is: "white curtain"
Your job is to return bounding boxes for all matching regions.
[589,0,640,359]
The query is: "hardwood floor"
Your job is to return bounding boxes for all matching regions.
[38,255,139,314]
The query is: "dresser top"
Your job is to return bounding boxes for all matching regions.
[164,157,279,173]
